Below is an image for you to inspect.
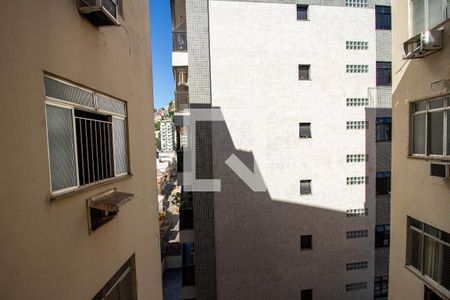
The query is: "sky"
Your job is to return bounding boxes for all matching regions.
[150,0,174,109]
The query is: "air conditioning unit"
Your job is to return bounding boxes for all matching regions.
[430,162,450,178]
[78,0,120,26]
[403,30,443,59]
[177,70,188,86]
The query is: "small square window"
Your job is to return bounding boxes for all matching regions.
[297,5,309,20]
[301,289,313,300]
[300,180,312,195]
[300,235,312,250]
[299,123,312,138]
[299,65,310,80]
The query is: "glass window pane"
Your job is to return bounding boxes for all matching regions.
[46,104,78,191]
[423,236,441,281]
[413,114,426,154]
[408,227,423,270]
[447,111,450,155]
[430,98,445,109]
[442,244,450,290]
[113,118,129,175]
[428,0,443,29]
[412,0,425,34]
[429,111,444,155]
[414,101,427,112]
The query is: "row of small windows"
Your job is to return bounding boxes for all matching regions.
[346,64,369,73]
[345,0,368,7]
[347,230,369,239]
[346,282,367,291]
[347,154,367,162]
[347,121,369,129]
[346,41,368,50]
[347,98,369,106]
[346,261,368,270]
[297,4,392,32]
[347,176,368,185]
[346,208,368,217]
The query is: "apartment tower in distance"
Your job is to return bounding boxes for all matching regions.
[390,0,450,299]
[161,119,176,152]
[173,0,392,299]
[0,1,162,299]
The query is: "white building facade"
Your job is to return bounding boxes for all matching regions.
[161,119,175,152]
[172,0,392,299]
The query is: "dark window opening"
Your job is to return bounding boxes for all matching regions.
[376,5,391,30]
[297,5,309,20]
[375,224,390,247]
[75,110,114,186]
[376,117,392,141]
[299,65,311,80]
[300,180,312,195]
[376,171,391,195]
[376,62,392,86]
[374,276,389,298]
[301,289,313,300]
[299,123,312,138]
[301,235,313,250]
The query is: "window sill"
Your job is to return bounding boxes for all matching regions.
[49,174,133,201]
[408,155,450,162]
[297,19,310,21]
[404,265,450,299]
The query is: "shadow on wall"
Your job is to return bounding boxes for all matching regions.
[186,107,375,300]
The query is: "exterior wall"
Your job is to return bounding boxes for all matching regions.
[209,1,377,299]
[390,0,450,296]
[0,1,162,300]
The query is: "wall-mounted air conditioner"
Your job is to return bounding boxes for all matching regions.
[430,162,450,178]
[78,0,120,26]
[403,30,443,59]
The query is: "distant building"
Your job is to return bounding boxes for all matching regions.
[161,119,175,152]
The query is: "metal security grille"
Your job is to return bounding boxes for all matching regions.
[346,41,369,50]
[44,77,95,108]
[75,110,114,186]
[46,105,78,191]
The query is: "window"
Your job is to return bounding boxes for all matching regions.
[376,172,391,195]
[376,117,392,141]
[301,289,313,300]
[44,76,129,194]
[299,123,312,138]
[376,62,392,86]
[346,261,368,270]
[346,41,368,50]
[375,224,390,247]
[346,98,369,107]
[297,5,309,20]
[410,96,450,157]
[411,0,449,35]
[299,65,310,80]
[93,255,137,300]
[347,154,368,163]
[346,282,367,291]
[376,5,392,30]
[347,176,368,185]
[345,0,368,7]
[374,276,389,298]
[406,217,450,291]
[300,235,313,250]
[347,230,369,239]
[300,180,312,195]
[117,0,123,17]
[347,121,369,130]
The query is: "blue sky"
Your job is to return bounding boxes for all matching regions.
[150,0,174,109]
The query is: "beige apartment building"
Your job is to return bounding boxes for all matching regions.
[390,0,450,299]
[0,1,162,299]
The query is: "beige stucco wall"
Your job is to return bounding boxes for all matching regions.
[0,1,162,299]
[390,0,450,298]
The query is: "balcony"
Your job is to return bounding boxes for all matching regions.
[368,86,392,108]
[173,32,187,52]
[175,91,189,113]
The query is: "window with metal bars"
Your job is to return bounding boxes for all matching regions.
[410,96,450,157]
[44,75,129,194]
[406,217,450,292]
[374,276,389,298]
